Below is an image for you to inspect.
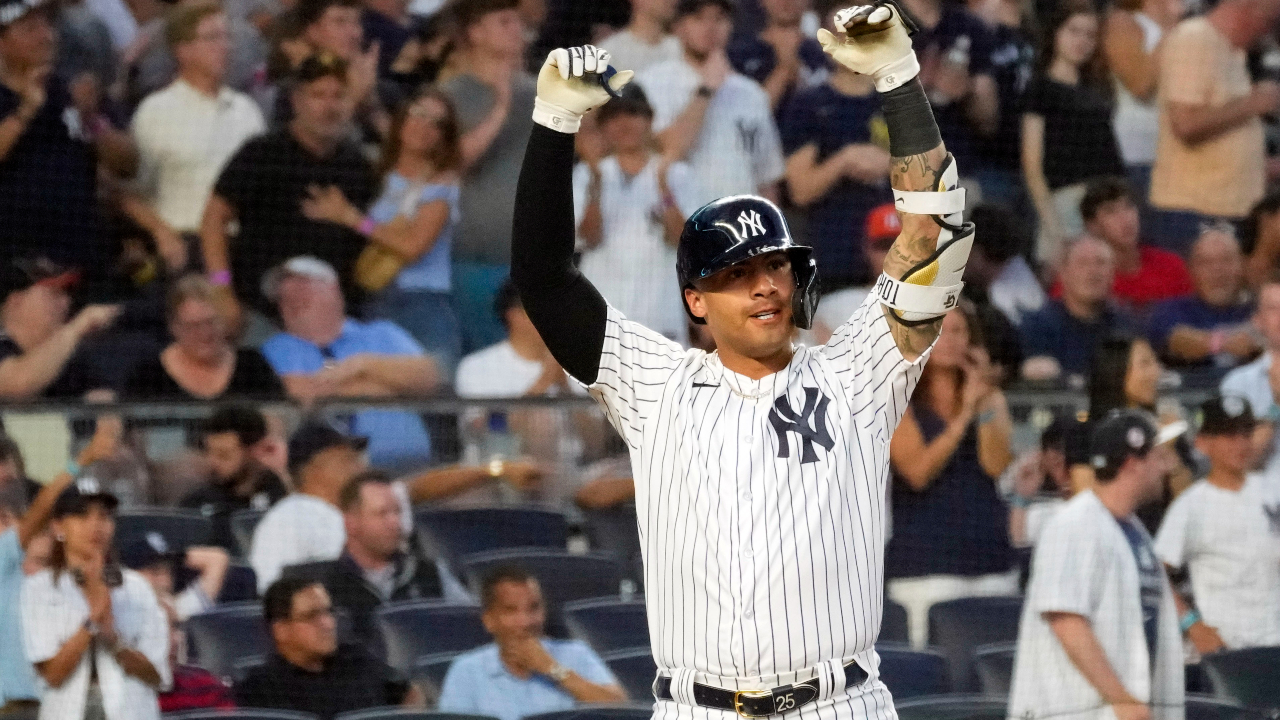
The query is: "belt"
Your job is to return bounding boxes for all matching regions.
[653,661,869,718]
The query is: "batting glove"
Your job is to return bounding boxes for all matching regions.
[533,45,634,134]
[816,1,919,93]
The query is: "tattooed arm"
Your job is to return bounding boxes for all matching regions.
[880,145,948,361]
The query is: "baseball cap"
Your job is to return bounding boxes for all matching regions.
[1089,410,1186,481]
[287,421,368,476]
[1199,394,1257,436]
[0,256,80,300]
[51,477,119,518]
[261,256,339,303]
[0,0,48,27]
[119,531,180,570]
[674,0,735,20]
[865,204,901,249]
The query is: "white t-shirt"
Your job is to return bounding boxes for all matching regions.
[636,60,785,205]
[989,257,1046,326]
[456,341,552,398]
[598,29,683,74]
[249,494,345,592]
[1153,475,1280,648]
[1111,12,1163,165]
[572,156,701,343]
[131,80,265,232]
[1220,354,1280,481]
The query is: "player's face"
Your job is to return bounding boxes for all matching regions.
[685,252,796,360]
[483,579,547,643]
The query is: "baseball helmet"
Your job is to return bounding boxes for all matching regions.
[676,195,819,329]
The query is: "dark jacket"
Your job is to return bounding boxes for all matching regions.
[234,645,409,720]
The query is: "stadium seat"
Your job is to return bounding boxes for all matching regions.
[972,641,1016,697]
[413,653,460,692]
[926,596,1024,692]
[185,601,271,680]
[115,508,211,550]
[581,504,641,582]
[562,597,649,653]
[162,709,318,720]
[524,705,656,720]
[602,647,658,700]
[893,694,1007,720]
[230,509,267,557]
[1185,694,1253,720]
[415,506,568,567]
[881,599,909,644]
[334,711,500,720]
[1201,646,1280,711]
[460,550,623,637]
[876,643,950,698]
[375,601,488,676]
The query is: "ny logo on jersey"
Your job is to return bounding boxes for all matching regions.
[737,209,766,239]
[1264,503,1280,535]
[768,387,835,464]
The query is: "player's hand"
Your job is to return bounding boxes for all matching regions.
[1187,621,1227,656]
[534,45,633,133]
[816,1,919,92]
[1111,701,1151,720]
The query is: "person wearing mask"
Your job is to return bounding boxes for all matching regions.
[727,0,830,112]
[887,302,1016,648]
[1220,278,1280,477]
[438,566,625,719]
[598,0,681,73]
[1021,0,1124,263]
[20,480,170,720]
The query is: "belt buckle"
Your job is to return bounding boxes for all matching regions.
[733,689,772,718]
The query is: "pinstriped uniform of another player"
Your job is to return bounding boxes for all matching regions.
[511,9,974,718]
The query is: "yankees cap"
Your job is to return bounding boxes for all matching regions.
[51,477,119,518]
[119,531,181,570]
[1089,410,1186,481]
[1199,394,1256,436]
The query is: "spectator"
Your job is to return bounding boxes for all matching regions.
[1155,395,1280,654]
[963,203,1044,326]
[1243,192,1280,290]
[123,0,266,275]
[726,0,828,112]
[21,479,170,720]
[598,0,681,73]
[573,85,701,343]
[806,203,897,345]
[1103,0,1181,213]
[1221,278,1280,477]
[260,256,438,470]
[155,595,235,714]
[0,0,137,280]
[438,0,535,354]
[1021,236,1137,383]
[361,0,412,78]
[124,276,286,400]
[1008,416,1076,548]
[0,257,120,401]
[636,0,785,206]
[970,0,1034,210]
[235,577,422,718]
[281,471,443,649]
[1148,0,1280,253]
[456,282,573,400]
[1021,0,1124,262]
[201,53,376,332]
[179,405,290,552]
[780,29,890,291]
[886,302,1016,648]
[121,535,230,622]
[300,88,464,372]
[1009,411,1183,720]
[438,566,625,719]
[1146,228,1257,369]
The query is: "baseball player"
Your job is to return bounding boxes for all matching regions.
[510,2,972,717]
[1009,411,1185,720]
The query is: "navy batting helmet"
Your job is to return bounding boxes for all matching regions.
[676,195,819,329]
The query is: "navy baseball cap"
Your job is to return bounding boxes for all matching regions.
[1199,395,1256,436]
[119,531,180,570]
[287,422,368,476]
[51,477,119,518]
[1089,410,1186,481]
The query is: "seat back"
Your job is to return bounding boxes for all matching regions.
[461,550,623,637]
[415,506,568,568]
[972,641,1016,698]
[1201,647,1280,711]
[162,709,319,720]
[334,710,500,720]
[875,643,950,699]
[115,508,211,550]
[1184,694,1256,720]
[230,509,267,558]
[562,598,649,654]
[523,705,656,720]
[602,648,658,701]
[185,602,271,680]
[893,694,1008,720]
[374,601,488,675]
[581,504,641,582]
[926,596,1024,692]
[881,599,909,644]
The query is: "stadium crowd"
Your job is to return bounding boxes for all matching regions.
[1,0,1280,713]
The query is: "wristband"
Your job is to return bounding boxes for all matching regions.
[546,661,571,683]
[357,216,377,237]
[880,79,943,157]
[978,409,997,425]
[208,270,231,287]
[1008,494,1032,509]
[1179,609,1201,634]
[532,97,582,134]
[66,460,82,477]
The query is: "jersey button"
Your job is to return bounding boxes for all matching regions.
[741,435,753,443]
[743,609,754,619]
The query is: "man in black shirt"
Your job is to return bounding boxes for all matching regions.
[201,52,375,320]
[179,405,290,552]
[236,577,422,719]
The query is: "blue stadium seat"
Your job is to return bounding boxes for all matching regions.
[524,705,655,720]
[562,597,649,654]
[926,596,1024,692]
[893,694,1007,720]
[876,643,950,698]
[1201,646,1280,712]
[185,601,270,680]
[460,550,623,637]
[1185,694,1253,720]
[972,641,1016,698]
[334,710,499,720]
[115,508,211,550]
[413,653,461,692]
[602,648,657,700]
[175,563,257,603]
[230,509,267,558]
[581,504,641,582]
[415,506,568,567]
[163,709,318,720]
[881,599,909,644]
[374,601,488,676]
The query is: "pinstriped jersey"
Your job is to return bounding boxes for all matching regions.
[584,291,930,698]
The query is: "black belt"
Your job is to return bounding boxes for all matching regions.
[653,661,869,718]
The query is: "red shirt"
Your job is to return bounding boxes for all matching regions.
[1050,246,1193,308]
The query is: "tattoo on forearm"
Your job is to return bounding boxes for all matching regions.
[881,144,949,352]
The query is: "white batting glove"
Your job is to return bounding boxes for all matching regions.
[533,45,634,134]
[816,2,919,93]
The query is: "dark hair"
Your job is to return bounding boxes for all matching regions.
[294,52,349,85]
[452,0,519,32]
[480,565,536,609]
[379,88,463,178]
[296,0,359,29]
[1088,336,1151,419]
[1036,0,1110,92]
[203,405,268,448]
[595,84,654,126]
[166,0,224,49]
[493,279,522,328]
[1079,176,1133,223]
[338,469,392,511]
[264,576,324,623]
[1240,191,1280,255]
[968,204,1027,263]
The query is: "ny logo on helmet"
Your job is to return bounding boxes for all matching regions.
[737,209,766,239]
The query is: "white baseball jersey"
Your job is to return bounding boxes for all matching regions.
[584,290,929,718]
[1153,475,1280,648]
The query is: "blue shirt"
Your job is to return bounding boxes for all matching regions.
[1146,295,1255,367]
[727,32,830,117]
[367,174,458,293]
[1116,516,1162,665]
[1020,301,1138,379]
[0,529,37,703]
[437,639,618,720]
[261,319,433,469]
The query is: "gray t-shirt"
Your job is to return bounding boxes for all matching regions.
[439,71,536,265]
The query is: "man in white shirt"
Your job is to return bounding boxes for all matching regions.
[1154,395,1280,653]
[1220,277,1280,477]
[456,281,572,399]
[599,0,681,73]
[636,0,785,206]
[125,0,265,273]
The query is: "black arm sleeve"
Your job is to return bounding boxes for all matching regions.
[511,124,608,384]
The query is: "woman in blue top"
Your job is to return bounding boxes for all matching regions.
[302,88,464,373]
